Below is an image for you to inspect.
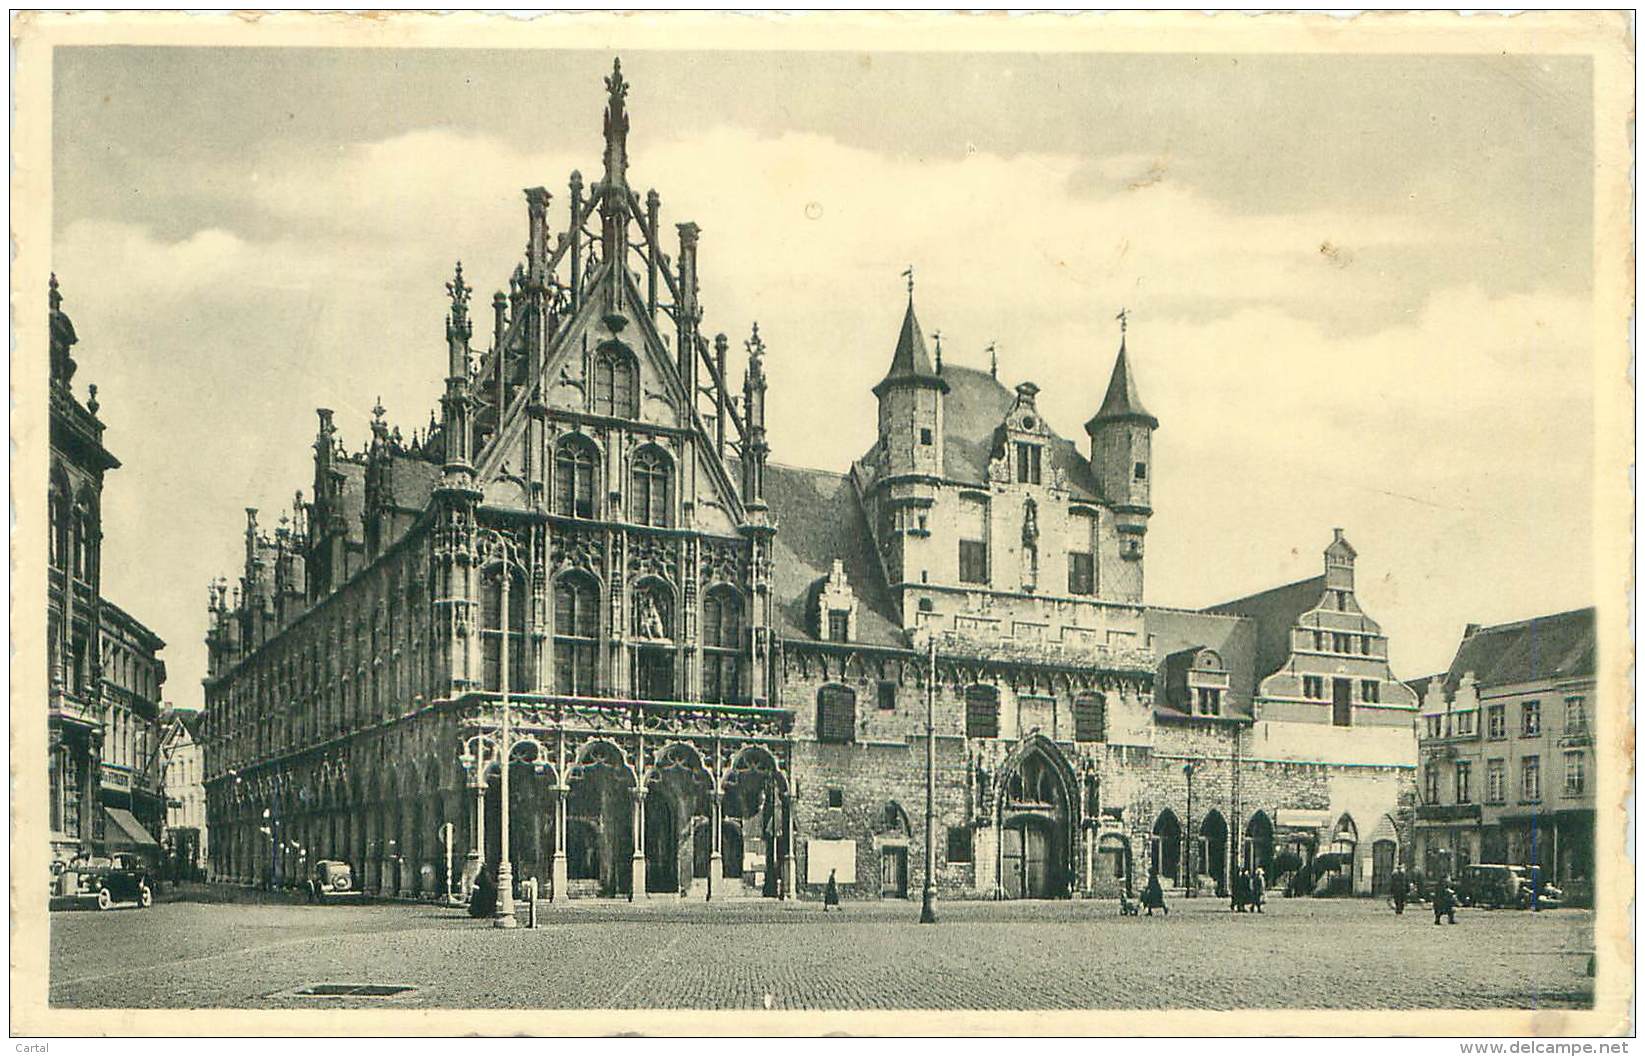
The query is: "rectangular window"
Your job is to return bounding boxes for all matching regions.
[1303,675,1324,700]
[957,495,989,585]
[946,826,973,864]
[1521,700,1541,737]
[1455,761,1472,804]
[1360,679,1380,704]
[919,428,933,446]
[1196,687,1222,716]
[1487,704,1506,740]
[1425,715,1443,739]
[965,689,1000,739]
[1456,710,1476,736]
[1424,765,1442,804]
[827,610,850,644]
[1073,694,1105,742]
[1361,635,1374,656]
[1564,751,1585,795]
[1015,443,1042,485]
[1067,551,1094,596]
[1313,630,1327,651]
[826,787,844,809]
[1564,696,1587,734]
[1333,633,1352,653]
[1521,755,1541,802]
[877,680,897,711]
[817,687,856,744]
[1133,461,1147,481]
[1486,759,1505,803]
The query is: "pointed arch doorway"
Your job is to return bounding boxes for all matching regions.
[996,737,1076,900]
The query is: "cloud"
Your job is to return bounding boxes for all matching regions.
[51,121,1595,703]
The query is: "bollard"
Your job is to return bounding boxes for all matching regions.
[524,877,539,929]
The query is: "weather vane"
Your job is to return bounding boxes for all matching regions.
[902,265,914,299]
[1115,307,1129,335]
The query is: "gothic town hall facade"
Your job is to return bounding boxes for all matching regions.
[202,63,1419,904]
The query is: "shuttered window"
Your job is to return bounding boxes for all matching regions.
[964,685,999,739]
[817,686,856,744]
[1074,692,1106,741]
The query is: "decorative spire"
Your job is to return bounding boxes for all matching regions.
[932,330,943,374]
[602,57,631,190]
[744,320,766,371]
[445,261,472,340]
[988,341,998,379]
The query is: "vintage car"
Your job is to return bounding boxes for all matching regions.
[1456,863,1563,909]
[57,853,155,910]
[308,859,361,903]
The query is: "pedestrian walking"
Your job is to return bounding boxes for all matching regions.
[1252,867,1266,913]
[1432,883,1458,926]
[1142,872,1168,916]
[1231,869,1249,912]
[468,865,497,919]
[823,868,840,912]
[1390,867,1408,915]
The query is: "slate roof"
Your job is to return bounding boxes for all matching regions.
[1204,575,1328,682]
[173,709,204,741]
[1085,341,1158,431]
[390,453,441,513]
[1427,607,1596,698]
[763,461,906,647]
[1144,607,1258,720]
[937,365,1104,502]
[872,300,948,397]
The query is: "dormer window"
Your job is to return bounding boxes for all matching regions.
[827,610,849,643]
[1015,442,1042,485]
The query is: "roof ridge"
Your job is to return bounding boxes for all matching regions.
[1469,606,1596,636]
[1205,573,1326,612]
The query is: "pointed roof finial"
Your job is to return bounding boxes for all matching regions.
[603,57,631,188]
[987,341,998,379]
[1116,306,1129,338]
[902,264,914,302]
[932,330,943,374]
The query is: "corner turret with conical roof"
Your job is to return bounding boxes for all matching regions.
[874,275,949,482]
[1085,312,1158,562]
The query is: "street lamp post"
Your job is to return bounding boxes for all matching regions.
[919,631,938,925]
[1183,760,1197,897]
[478,528,523,929]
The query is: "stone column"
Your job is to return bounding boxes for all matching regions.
[780,794,796,900]
[706,794,723,902]
[551,786,569,903]
[629,788,647,901]
[1082,826,1095,897]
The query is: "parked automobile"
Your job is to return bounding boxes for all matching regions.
[308,860,361,903]
[59,853,155,910]
[1456,863,1563,909]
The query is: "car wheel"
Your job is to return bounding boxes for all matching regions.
[96,887,112,911]
[138,883,153,908]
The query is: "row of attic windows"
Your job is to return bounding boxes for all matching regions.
[552,436,672,526]
[815,683,1107,743]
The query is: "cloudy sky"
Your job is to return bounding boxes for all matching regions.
[50,46,1596,703]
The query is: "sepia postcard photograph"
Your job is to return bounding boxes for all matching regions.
[9,9,1635,1039]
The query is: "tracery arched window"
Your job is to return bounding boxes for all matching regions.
[49,482,69,571]
[554,435,598,518]
[701,587,744,704]
[632,446,672,528]
[554,573,599,696]
[480,565,529,692]
[593,346,638,419]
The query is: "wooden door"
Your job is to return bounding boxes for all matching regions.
[1372,840,1395,894]
[880,848,907,898]
[1024,822,1053,898]
[1002,825,1025,899]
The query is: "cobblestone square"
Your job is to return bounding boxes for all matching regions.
[49,894,1595,1011]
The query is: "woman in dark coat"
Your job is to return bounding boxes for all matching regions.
[467,865,497,919]
[1231,869,1249,912]
[823,869,841,912]
[1141,872,1168,916]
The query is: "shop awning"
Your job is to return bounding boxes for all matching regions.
[1274,809,1330,831]
[105,807,159,849]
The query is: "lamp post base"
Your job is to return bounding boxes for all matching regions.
[919,886,937,924]
[493,862,518,929]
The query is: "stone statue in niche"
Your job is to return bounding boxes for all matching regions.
[637,591,668,639]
